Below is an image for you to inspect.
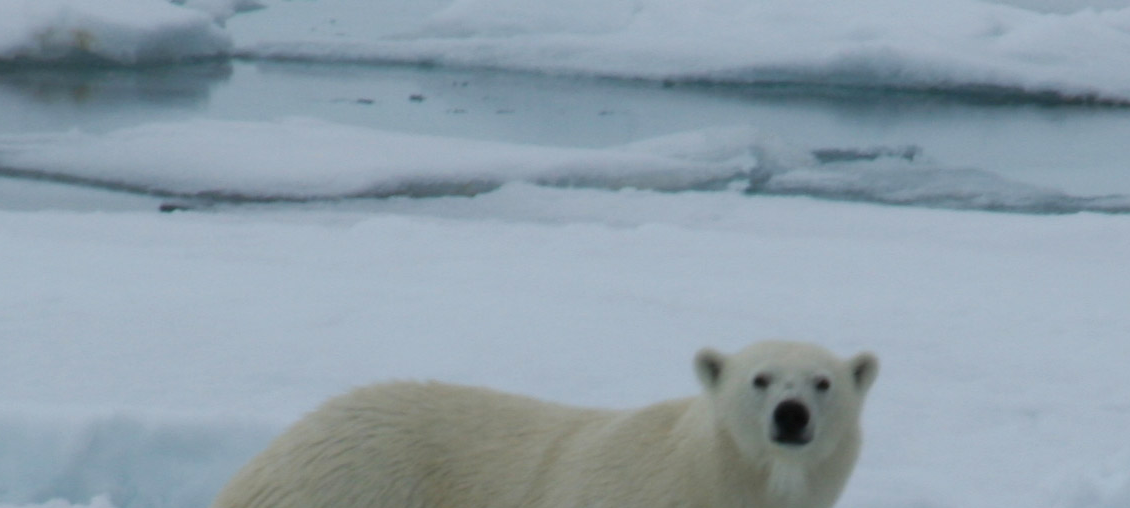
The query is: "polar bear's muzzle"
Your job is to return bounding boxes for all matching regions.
[771,399,812,446]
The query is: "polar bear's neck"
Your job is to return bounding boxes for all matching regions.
[766,458,809,505]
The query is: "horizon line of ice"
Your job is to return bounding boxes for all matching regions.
[4,0,1130,105]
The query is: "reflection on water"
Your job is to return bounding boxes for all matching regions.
[0,62,232,133]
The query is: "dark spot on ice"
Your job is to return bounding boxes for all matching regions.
[159,203,192,213]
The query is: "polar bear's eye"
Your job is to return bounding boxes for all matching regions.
[815,377,831,392]
[753,374,772,389]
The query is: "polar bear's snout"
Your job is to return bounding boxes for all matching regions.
[772,399,812,446]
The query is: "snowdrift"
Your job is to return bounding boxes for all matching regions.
[0,0,233,65]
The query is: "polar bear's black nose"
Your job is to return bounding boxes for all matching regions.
[773,400,810,443]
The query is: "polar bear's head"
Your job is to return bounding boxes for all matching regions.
[694,341,878,466]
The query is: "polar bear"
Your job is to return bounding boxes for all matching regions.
[211,341,878,508]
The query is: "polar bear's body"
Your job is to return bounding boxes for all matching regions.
[211,341,878,508]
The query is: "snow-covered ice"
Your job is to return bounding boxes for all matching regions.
[2,1,1130,508]
[3,190,1130,508]
[5,0,1130,101]
[2,119,1126,213]
[230,0,1130,103]
[0,0,231,65]
[0,497,116,508]
[0,120,758,200]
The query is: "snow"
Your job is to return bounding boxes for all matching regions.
[2,190,1130,508]
[0,497,115,508]
[0,0,231,65]
[4,0,1130,101]
[229,0,1130,103]
[173,0,265,24]
[998,0,1130,12]
[0,120,757,199]
[2,119,1126,214]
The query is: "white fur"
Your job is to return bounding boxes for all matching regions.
[211,341,878,508]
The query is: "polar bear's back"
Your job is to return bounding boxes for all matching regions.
[211,381,613,508]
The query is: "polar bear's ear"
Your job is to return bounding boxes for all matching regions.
[849,352,879,393]
[695,348,726,389]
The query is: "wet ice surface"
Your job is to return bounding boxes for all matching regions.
[4,0,1130,213]
[2,61,1130,213]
